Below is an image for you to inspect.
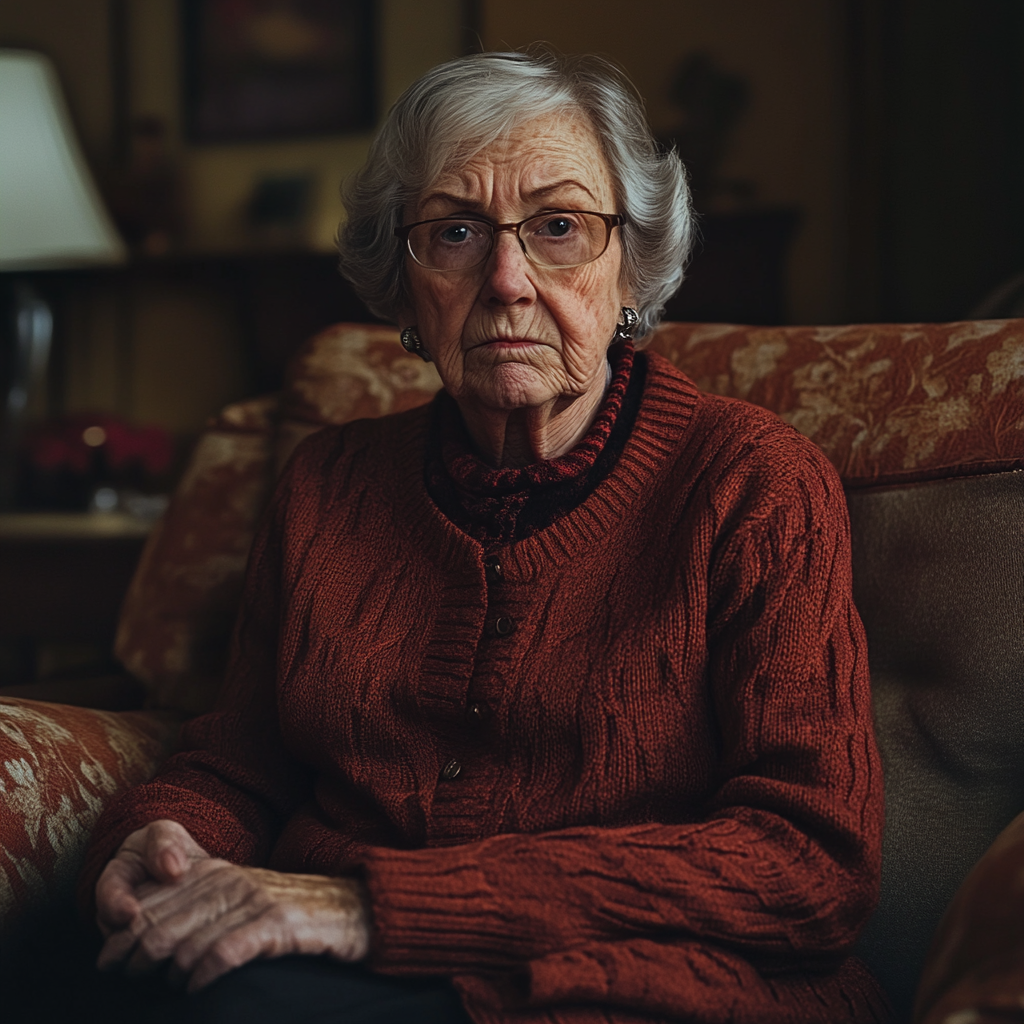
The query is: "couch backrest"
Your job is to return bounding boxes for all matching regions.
[648,319,1024,1020]
[118,318,1024,1019]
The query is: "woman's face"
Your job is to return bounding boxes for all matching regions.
[400,112,633,412]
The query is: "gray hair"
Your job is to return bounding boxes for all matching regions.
[337,49,692,341]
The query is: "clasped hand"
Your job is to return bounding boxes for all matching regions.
[95,820,370,992]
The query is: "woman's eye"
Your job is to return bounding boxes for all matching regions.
[539,217,574,237]
[439,224,471,244]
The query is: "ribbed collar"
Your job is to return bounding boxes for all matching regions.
[377,351,702,581]
[424,342,638,544]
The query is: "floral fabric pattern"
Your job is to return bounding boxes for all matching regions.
[114,395,278,715]
[0,698,177,935]
[277,322,442,471]
[648,320,1024,485]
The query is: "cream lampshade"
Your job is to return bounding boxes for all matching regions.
[0,49,126,269]
[0,49,127,508]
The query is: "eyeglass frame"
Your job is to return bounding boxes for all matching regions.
[394,210,626,272]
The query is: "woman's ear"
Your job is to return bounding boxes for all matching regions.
[395,296,416,331]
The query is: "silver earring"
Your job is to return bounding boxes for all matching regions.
[613,307,639,343]
[400,326,432,362]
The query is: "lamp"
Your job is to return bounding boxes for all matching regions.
[0,49,126,508]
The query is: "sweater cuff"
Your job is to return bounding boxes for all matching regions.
[363,843,531,973]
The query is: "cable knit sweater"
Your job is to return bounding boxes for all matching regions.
[82,351,890,1024]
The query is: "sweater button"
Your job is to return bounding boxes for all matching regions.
[441,758,462,781]
[484,558,503,583]
[467,701,489,724]
[494,616,516,637]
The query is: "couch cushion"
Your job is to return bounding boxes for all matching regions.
[914,810,1024,1024]
[847,470,1024,1019]
[115,395,278,715]
[276,322,441,472]
[649,320,1024,485]
[0,699,178,944]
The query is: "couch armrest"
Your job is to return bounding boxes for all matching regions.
[0,698,179,942]
[915,811,1024,1023]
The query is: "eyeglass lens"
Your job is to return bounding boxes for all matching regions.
[407,212,611,271]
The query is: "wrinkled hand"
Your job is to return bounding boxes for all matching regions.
[96,820,211,939]
[96,820,370,991]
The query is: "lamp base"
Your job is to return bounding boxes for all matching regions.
[0,280,53,510]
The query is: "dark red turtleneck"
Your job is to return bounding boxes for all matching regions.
[425,342,640,545]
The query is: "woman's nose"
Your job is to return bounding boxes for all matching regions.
[482,231,536,307]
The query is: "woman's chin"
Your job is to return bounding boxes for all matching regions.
[465,362,560,410]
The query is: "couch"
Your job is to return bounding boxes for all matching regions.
[3,319,1024,1022]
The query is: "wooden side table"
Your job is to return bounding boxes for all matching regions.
[0,512,152,698]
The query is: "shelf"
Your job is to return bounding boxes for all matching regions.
[0,511,155,541]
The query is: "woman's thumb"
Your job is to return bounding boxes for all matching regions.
[146,823,193,881]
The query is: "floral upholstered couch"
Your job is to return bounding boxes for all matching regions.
[3,319,1024,1023]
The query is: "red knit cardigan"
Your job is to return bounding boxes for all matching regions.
[83,353,890,1024]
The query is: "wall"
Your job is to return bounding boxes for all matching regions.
[1,0,467,250]
[482,0,850,325]
[0,0,114,162]
[127,0,465,252]
[0,0,467,435]
[1,0,851,438]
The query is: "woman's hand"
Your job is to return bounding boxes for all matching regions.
[96,822,370,991]
[95,819,211,939]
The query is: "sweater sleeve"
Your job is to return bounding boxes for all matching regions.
[362,439,884,981]
[78,464,314,903]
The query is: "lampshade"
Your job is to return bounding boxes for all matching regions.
[0,49,126,270]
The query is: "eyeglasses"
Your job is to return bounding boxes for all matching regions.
[396,210,625,272]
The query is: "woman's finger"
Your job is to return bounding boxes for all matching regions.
[99,884,211,973]
[130,857,233,921]
[97,924,143,971]
[122,864,263,976]
[142,820,211,883]
[186,910,286,993]
[95,821,212,944]
[95,854,149,937]
[169,898,269,981]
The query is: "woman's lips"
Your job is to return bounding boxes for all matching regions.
[478,338,542,349]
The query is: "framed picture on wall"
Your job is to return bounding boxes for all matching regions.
[181,0,375,143]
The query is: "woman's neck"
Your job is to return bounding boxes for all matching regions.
[457,361,612,468]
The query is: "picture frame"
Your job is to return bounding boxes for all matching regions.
[181,0,376,143]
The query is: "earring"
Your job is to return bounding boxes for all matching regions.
[400,326,432,362]
[613,306,639,343]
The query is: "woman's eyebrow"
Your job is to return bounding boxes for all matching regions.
[419,179,599,213]
[525,179,598,202]
[419,190,481,210]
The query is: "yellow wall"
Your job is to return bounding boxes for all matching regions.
[482,0,850,325]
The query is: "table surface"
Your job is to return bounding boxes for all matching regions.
[0,513,154,649]
[0,511,155,540]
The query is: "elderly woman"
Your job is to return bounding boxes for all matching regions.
[85,51,889,1024]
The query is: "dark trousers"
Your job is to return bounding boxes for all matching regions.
[6,915,472,1024]
[141,956,473,1024]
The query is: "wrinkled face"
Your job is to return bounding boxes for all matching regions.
[400,111,633,411]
